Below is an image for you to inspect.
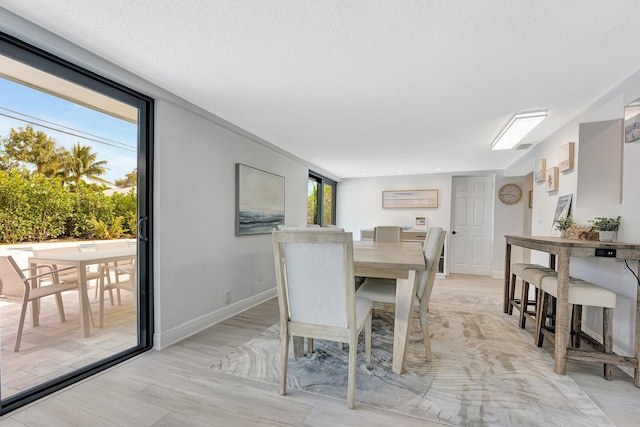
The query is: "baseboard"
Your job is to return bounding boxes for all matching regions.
[491,271,504,279]
[153,287,277,350]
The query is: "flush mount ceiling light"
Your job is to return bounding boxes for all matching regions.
[491,110,547,150]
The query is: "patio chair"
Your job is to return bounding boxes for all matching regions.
[32,245,101,289]
[93,239,135,299]
[97,261,136,327]
[0,256,79,352]
[272,229,372,409]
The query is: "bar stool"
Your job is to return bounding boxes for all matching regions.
[536,276,616,380]
[508,263,555,320]
[517,267,557,329]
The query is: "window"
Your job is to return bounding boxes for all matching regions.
[307,172,336,226]
[0,31,153,415]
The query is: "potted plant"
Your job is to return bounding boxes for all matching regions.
[589,216,621,242]
[554,216,574,238]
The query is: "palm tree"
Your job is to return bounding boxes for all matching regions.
[59,142,110,189]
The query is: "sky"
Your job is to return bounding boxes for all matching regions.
[0,77,137,184]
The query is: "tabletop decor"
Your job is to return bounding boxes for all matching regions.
[236,163,285,235]
[554,216,574,237]
[589,216,621,242]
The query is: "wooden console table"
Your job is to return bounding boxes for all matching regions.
[504,235,640,385]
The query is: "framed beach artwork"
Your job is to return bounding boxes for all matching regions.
[382,189,438,208]
[545,166,559,192]
[558,142,574,172]
[535,158,546,183]
[236,163,285,235]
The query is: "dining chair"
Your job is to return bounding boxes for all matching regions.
[373,226,402,242]
[97,261,136,327]
[0,256,79,351]
[356,227,446,361]
[272,228,372,409]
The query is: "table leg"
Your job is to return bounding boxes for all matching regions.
[553,248,570,375]
[392,270,418,374]
[78,264,91,338]
[504,242,512,313]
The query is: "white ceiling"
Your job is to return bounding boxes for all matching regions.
[3,1,640,179]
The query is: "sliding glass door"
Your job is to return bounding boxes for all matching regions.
[0,32,153,414]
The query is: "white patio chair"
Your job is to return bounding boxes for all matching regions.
[0,256,80,352]
[97,261,136,327]
[272,229,372,409]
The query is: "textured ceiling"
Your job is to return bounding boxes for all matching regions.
[2,1,640,178]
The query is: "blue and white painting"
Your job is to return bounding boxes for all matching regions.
[236,164,285,235]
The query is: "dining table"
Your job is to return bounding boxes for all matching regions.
[505,235,640,385]
[29,247,137,338]
[352,240,426,374]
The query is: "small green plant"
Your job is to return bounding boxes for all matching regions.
[554,216,574,231]
[588,216,621,232]
[88,216,125,239]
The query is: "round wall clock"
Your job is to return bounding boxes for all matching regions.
[498,183,523,205]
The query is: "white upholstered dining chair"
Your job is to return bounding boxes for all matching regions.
[272,228,372,409]
[356,226,446,361]
[0,256,79,351]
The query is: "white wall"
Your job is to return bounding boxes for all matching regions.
[1,10,310,349]
[337,171,528,277]
[506,70,640,363]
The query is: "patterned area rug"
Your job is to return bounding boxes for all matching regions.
[209,291,614,426]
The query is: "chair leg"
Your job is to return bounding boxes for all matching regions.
[54,292,66,322]
[603,307,614,380]
[15,299,30,352]
[279,325,289,396]
[347,333,357,409]
[419,303,432,361]
[307,338,313,355]
[365,314,372,363]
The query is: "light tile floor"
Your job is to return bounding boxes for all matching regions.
[2,274,640,426]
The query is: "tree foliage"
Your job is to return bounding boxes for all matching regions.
[115,169,137,188]
[3,126,58,174]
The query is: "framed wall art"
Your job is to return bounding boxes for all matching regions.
[236,163,285,235]
[382,189,438,208]
[624,97,640,143]
[535,158,546,183]
[545,166,559,192]
[558,142,575,172]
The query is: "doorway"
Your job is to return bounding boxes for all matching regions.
[449,175,494,275]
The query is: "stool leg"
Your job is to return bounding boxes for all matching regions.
[603,307,614,380]
[519,281,529,328]
[571,305,582,348]
[508,274,516,315]
[535,288,547,347]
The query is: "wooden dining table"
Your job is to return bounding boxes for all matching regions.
[29,247,137,338]
[352,240,426,374]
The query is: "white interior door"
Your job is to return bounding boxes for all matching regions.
[449,176,494,275]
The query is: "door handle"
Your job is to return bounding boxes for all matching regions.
[451,230,456,235]
[137,216,149,242]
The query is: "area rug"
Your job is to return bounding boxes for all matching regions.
[209,291,614,426]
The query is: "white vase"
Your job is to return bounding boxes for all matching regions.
[599,231,616,242]
[559,230,566,238]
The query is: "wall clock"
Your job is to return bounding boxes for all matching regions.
[498,183,522,205]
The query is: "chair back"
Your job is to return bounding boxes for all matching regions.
[0,256,27,300]
[416,227,446,301]
[374,226,402,242]
[32,245,80,256]
[94,240,131,250]
[272,229,355,329]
